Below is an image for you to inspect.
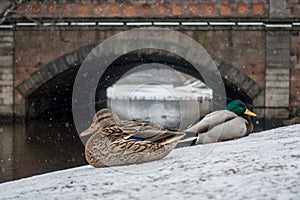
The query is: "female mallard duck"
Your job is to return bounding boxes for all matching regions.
[80,109,185,168]
[180,100,257,146]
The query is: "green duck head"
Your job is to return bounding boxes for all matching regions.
[226,100,257,117]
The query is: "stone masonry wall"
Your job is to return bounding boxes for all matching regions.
[265,31,290,119]
[0,30,14,117]
[290,31,300,115]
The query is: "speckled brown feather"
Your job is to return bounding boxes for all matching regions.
[82,108,185,167]
[85,130,184,167]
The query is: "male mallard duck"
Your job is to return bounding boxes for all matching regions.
[180,100,257,146]
[80,109,185,168]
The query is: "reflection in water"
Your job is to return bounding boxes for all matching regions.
[0,124,13,183]
[0,121,86,184]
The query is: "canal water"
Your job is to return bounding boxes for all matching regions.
[0,120,86,184]
[0,118,283,184]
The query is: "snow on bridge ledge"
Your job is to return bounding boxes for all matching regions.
[0,124,299,199]
[1,21,300,29]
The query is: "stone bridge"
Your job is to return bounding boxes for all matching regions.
[0,0,300,121]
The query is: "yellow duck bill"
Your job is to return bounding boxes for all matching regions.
[244,109,257,117]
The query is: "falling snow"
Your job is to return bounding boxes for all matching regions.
[0,125,299,199]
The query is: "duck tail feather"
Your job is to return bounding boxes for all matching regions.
[159,132,186,144]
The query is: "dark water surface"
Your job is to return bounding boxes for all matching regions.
[0,118,282,184]
[0,121,86,184]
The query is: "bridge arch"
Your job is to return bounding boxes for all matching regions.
[16,44,261,120]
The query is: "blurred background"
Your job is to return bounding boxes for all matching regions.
[0,0,299,183]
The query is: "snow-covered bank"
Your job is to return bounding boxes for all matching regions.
[1,125,300,200]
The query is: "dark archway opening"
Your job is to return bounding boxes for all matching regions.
[27,48,254,122]
[25,66,87,174]
[95,49,253,113]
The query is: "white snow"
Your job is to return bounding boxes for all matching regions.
[0,125,300,199]
[107,84,213,101]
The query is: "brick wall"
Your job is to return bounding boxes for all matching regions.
[14,0,269,19]
[14,29,265,89]
[14,29,104,86]
[3,0,300,119]
[0,30,13,116]
[13,0,300,20]
[287,0,300,18]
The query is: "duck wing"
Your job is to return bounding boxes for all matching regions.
[131,129,185,142]
[101,119,163,140]
[185,110,238,134]
[196,116,248,144]
[116,119,184,142]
